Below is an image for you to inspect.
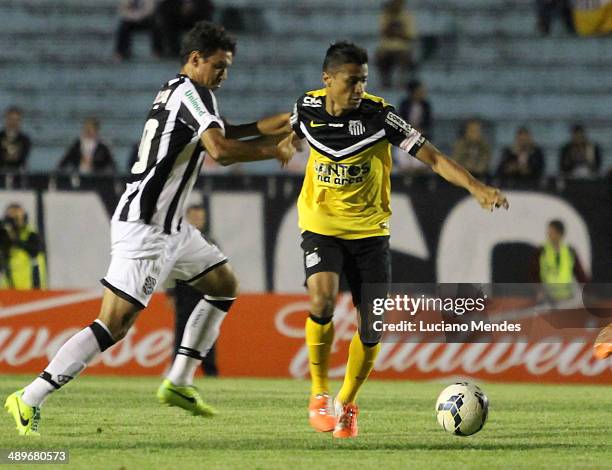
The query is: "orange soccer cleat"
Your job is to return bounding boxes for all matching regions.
[308,393,336,432]
[594,323,612,360]
[333,401,359,439]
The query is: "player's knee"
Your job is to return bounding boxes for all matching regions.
[310,292,336,317]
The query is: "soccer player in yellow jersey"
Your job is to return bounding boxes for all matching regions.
[290,42,509,439]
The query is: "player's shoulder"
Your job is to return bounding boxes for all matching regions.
[295,88,326,109]
[173,75,217,114]
[358,93,393,120]
[361,92,391,109]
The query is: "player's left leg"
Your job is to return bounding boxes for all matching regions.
[333,236,390,439]
[158,226,237,416]
[594,323,612,359]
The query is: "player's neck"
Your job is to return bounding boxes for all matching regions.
[325,98,350,117]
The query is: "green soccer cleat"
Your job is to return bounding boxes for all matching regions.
[156,379,217,417]
[5,390,41,436]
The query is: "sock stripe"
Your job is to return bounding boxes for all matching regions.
[89,321,116,352]
[177,346,202,360]
[203,296,235,312]
[309,313,333,325]
[39,370,61,389]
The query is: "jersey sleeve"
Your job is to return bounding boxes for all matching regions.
[290,99,305,139]
[382,106,427,156]
[178,82,225,137]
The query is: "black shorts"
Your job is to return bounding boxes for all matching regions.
[301,230,391,307]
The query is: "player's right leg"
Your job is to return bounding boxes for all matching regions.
[158,225,237,416]
[5,289,142,436]
[301,231,344,432]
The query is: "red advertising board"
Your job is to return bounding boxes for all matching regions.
[0,290,609,383]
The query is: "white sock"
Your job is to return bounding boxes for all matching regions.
[22,320,114,407]
[166,296,232,386]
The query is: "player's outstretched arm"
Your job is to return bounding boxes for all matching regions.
[224,113,292,139]
[202,127,296,167]
[415,142,509,211]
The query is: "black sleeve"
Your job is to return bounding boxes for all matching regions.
[593,144,602,172]
[531,147,545,178]
[20,134,31,169]
[101,143,117,173]
[496,148,512,177]
[559,144,572,174]
[382,106,427,156]
[58,140,80,170]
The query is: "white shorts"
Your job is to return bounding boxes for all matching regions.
[102,221,227,308]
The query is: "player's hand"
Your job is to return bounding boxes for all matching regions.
[276,132,297,168]
[473,184,509,212]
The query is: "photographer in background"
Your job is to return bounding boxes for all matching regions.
[0,203,46,290]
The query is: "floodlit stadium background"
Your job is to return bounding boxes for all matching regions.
[0,0,610,384]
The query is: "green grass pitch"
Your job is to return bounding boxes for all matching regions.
[0,375,610,469]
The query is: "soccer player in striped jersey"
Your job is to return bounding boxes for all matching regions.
[5,21,295,436]
[292,42,508,439]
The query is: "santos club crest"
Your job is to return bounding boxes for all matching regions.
[348,120,365,136]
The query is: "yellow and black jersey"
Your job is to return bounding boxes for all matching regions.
[291,88,427,239]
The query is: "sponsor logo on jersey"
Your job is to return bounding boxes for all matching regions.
[348,120,365,136]
[309,121,326,128]
[143,276,157,296]
[313,160,370,186]
[385,112,413,136]
[184,89,206,117]
[305,251,321,268]
[303,96,323,107]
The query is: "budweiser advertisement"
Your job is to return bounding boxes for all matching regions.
[0,290,609,383]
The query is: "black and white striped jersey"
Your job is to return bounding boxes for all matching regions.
[113,74,223,234]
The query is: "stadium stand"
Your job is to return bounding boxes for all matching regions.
[0,0,611,174]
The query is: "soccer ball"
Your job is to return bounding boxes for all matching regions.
[435,382,489,436]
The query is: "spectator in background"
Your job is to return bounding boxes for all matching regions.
[496,126,545,179]
[398,79,433,139]
[156,0,215,57]
[58,118,116,174]
[536,0,575,35]
[452,118,491,177]
[114,0,163,62]
[559,124,601,178]
[530,219,588,303]
[168,205,219,376]
[0,203,46,290]
[0,107,31,172]
[376,0,416,88]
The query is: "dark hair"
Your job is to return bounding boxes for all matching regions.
[516,126,530,135]
[323,41,368,71]
[407,79,422,94]
[571,123,584,134]
[84,117,100,130]
[180,21,236,64]
[549,219,565,235]
[5,106,22,116]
